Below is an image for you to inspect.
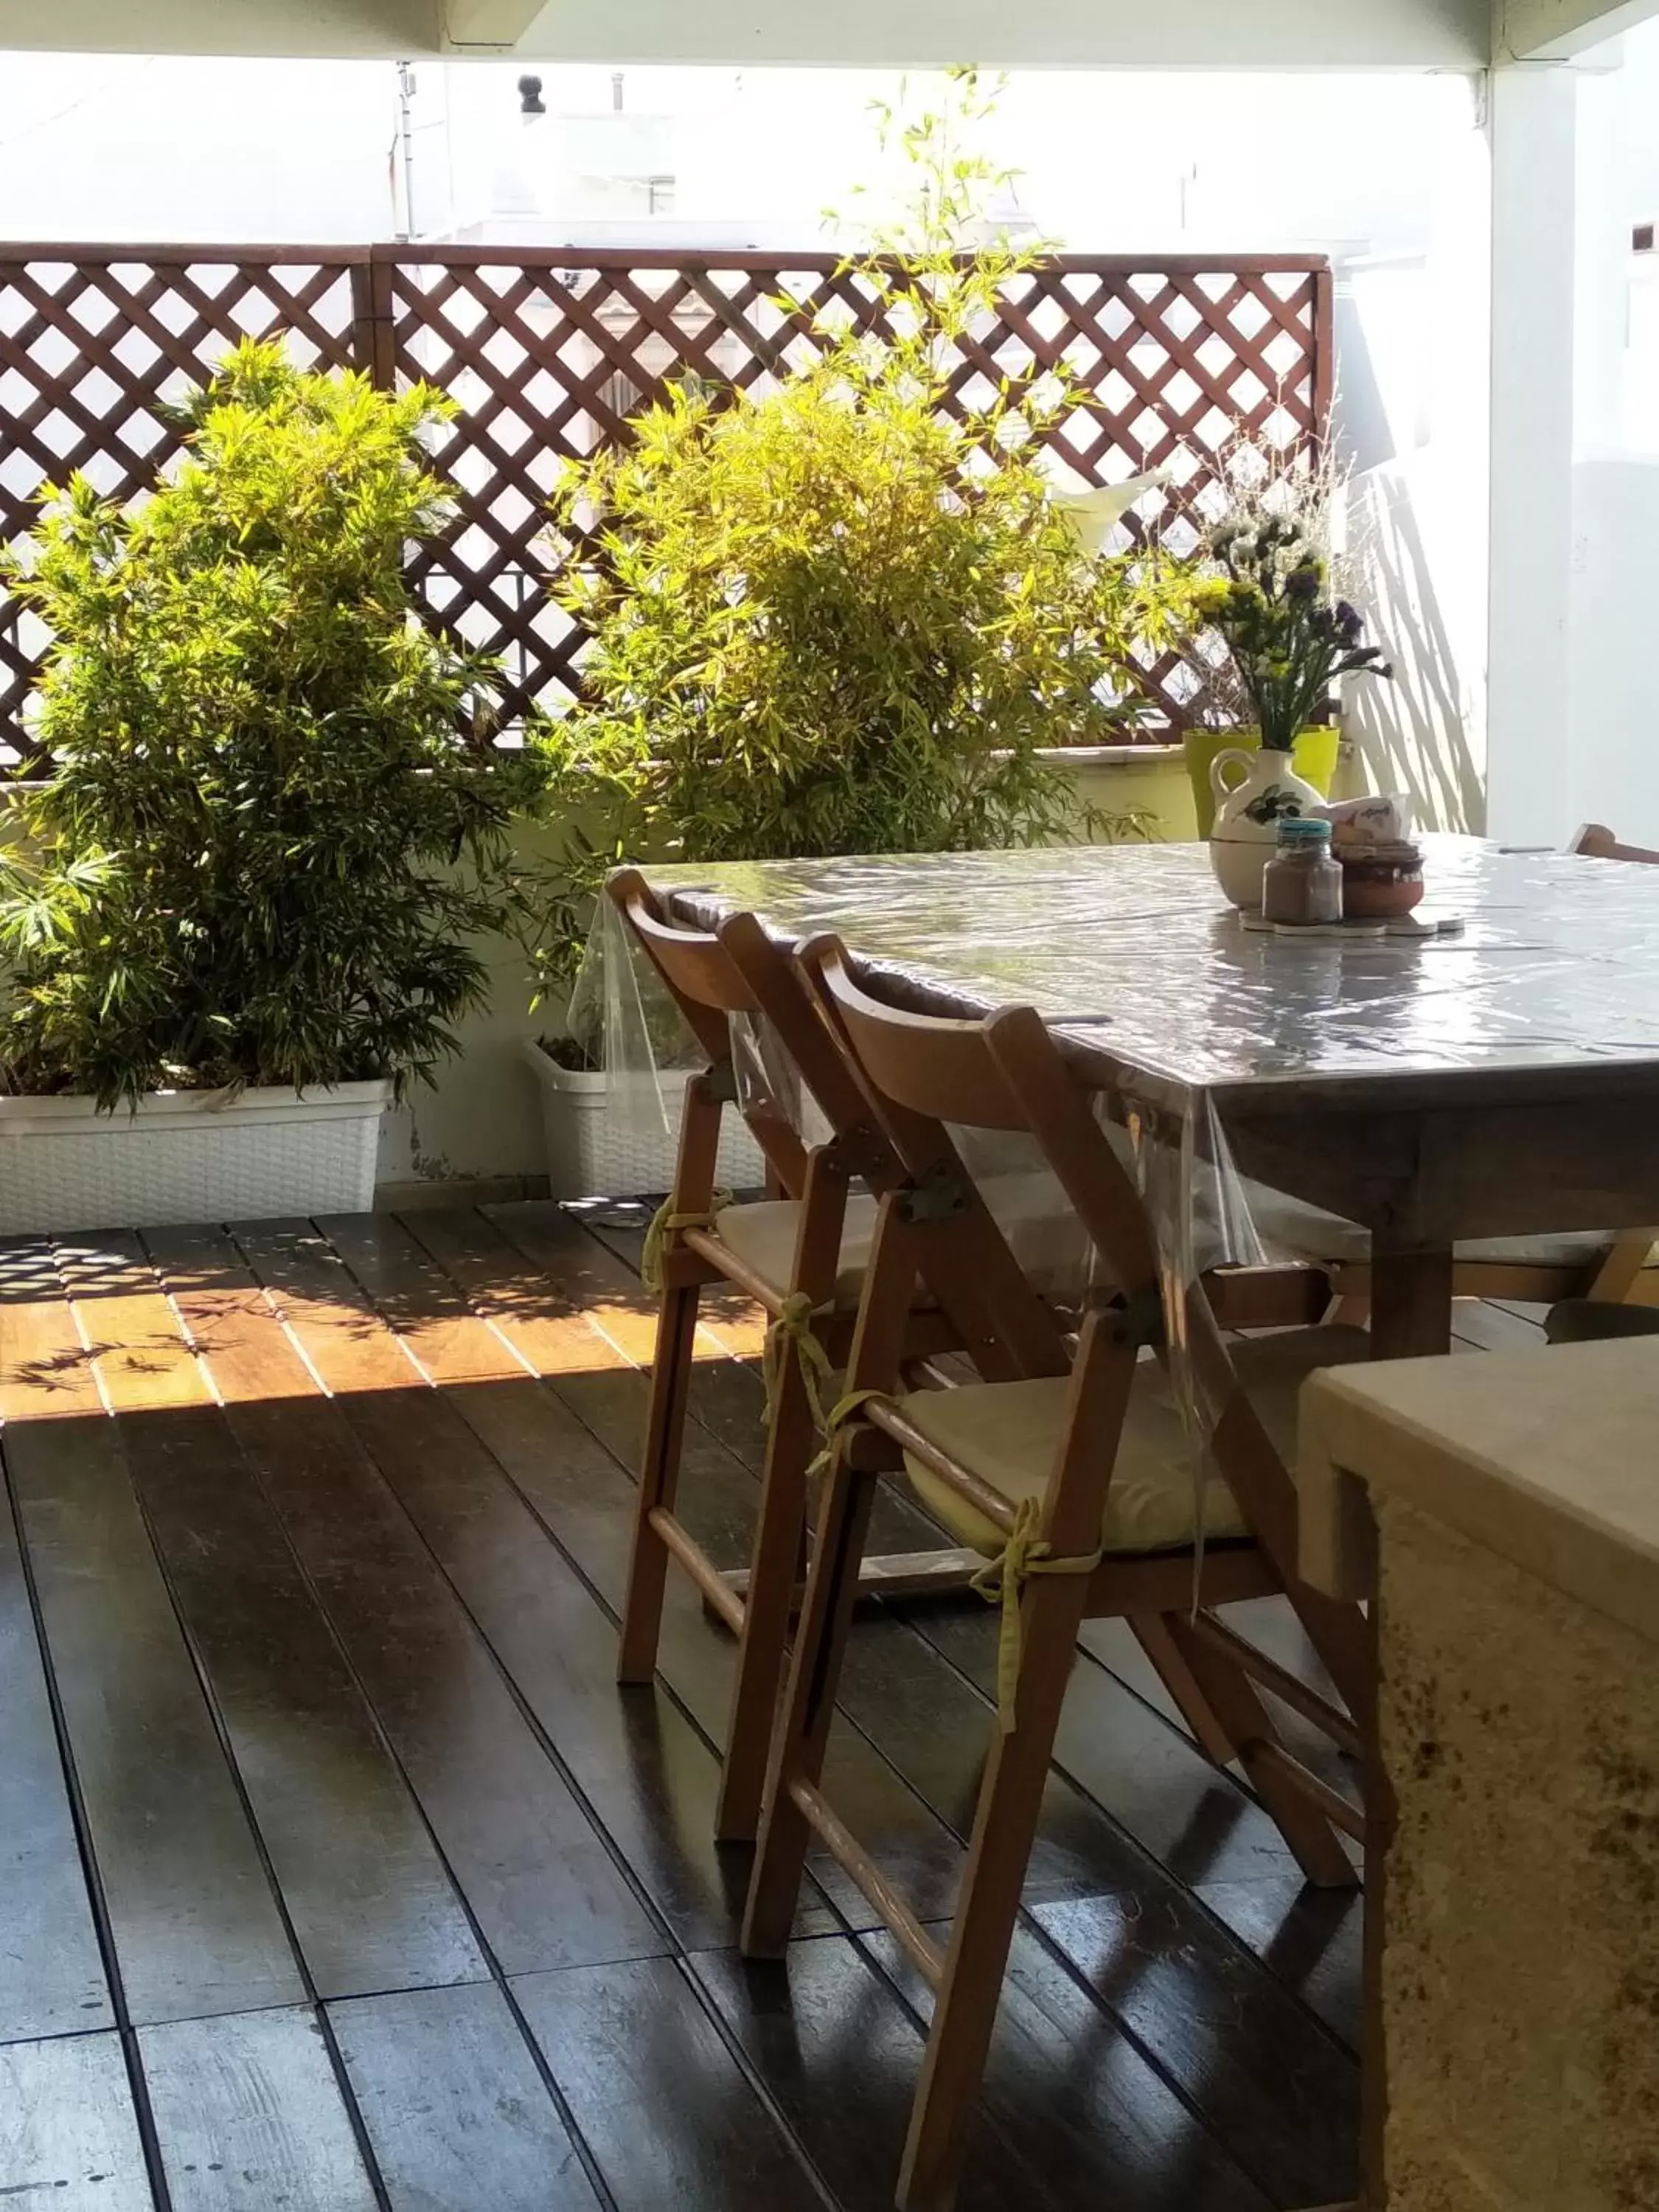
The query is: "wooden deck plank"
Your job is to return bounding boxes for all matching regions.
[332,1982,602,2212]
[1197,1875,1364,2052]
[141,1224,320,1405]
[1450,1295,1550,1352]
[832,1600,1363,2183]
[512,1954,828,2212]
[431,1366,970,1931]
[394,1210,970,1927]
[364,1368,838,1948]
[0,2032,153,2212]
[5,1415,305,2026]
[228,1220,424,1394]
[690,1937,1031,2212]
[0,1206,1399,2212]
[1032,1892,1360,2209]
[51,1231,209,1413]
[835,1605,1174,1907]
[0,1457,111,2043]
[919,1600,1309,1892]
[318,1211,535,1385]
[223,1389,669,1977]
[490,1197,759,1364]
[0,1237,102,1421]
[395,1207,627,1377]
[856,1927,1275,2212]
[139,2006,379,2212]
[568,1197,773,1357]
[119,1399,490,2002]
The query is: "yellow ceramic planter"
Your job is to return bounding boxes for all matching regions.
[1183,726,1341,838]
[1037,743,1197,843]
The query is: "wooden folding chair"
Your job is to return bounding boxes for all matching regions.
[608,870,1093,1841]
[1573,820,1659,865]
[1271,821,1659,1319]
[742,937,1374,2212]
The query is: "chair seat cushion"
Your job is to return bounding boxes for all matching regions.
[711,1172,1089,1310]
[712,1193,883,1307]
[1246,1183,1641,1273]
[896,1324,1373,1558]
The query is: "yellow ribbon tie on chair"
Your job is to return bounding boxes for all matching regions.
[806,1386,894,1477]
[970,1497,1104,1736]
[641,1191,730,1294]
[762,1291,838,1436]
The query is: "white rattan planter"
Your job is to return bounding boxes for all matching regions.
[0,1079,392,1234]
[524,1042,763,1200]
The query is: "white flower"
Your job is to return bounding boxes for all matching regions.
[1048,470,1169,555]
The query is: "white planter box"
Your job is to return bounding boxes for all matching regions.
[0,1080,392,1234]
[524,1042,764,1200]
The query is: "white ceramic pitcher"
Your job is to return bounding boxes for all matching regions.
[1207,747,1326,909]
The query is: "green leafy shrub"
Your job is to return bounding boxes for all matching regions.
[532,74,1195,1002]
[0,339,538,1109]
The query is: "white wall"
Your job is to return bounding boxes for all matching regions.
[375,899,546,1192]
[1334,81,1492,831]
[1562,21,1659,843]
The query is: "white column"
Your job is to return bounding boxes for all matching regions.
[1485,60,1580,844]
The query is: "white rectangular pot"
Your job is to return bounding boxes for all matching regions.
[524,1043,764,1200]
[0,1079,392,1234]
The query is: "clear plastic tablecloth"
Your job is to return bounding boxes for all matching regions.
[588,834,1659,1448]
[647,835,1659,1099]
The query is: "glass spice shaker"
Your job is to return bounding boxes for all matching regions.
[1261,815,1343,925]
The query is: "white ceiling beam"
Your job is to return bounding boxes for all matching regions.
[507,0,1490,68]
[0,0,1489,66]
[1496,0,1659,56]
[552,0,1489,69]
[442,0,542,48]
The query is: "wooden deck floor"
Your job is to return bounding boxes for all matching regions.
[0,1201,1546,2211]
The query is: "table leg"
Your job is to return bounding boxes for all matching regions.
[1368,1245,1453,1361]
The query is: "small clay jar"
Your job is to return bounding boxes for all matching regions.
[1339,839,1425,920]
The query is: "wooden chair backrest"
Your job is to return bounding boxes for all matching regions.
[608,872,917,1200]
[807,935,1160,1293]
[606,869,759,1062]
[606,869,809,1192]
[805,935,1166,1382]
[1571,822,1659,866]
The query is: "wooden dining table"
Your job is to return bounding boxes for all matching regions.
[648,832,1659,1363]
[646,830,1659,2211]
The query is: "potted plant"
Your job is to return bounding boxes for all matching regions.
[525,74,1194,1194]
[1192,515,1394,908]
[1183,432,1367,838]
[0,339,535,1232]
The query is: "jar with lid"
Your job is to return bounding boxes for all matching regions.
[1339,838,1425,919]
[1260,815,1343,925]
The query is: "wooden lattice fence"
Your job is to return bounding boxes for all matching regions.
[0,243,1331,768]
